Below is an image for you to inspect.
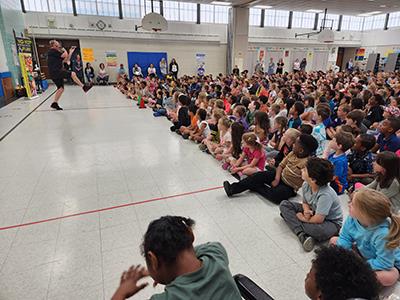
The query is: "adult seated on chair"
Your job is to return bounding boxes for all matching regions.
[97,63,109,85]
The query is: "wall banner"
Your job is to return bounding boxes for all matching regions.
[105,51,117,67]
[16,37,37,99]
[196,53,206,76]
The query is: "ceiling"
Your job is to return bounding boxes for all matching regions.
[202,0,400,15]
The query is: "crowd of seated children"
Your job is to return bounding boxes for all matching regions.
[114,69,400,293]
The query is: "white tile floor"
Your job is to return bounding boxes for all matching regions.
[0,85,398,300]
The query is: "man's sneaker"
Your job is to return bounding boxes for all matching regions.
[223,181,233,197]
[298,233,315,252]
[82,84,93,93]
[50,102,63,110]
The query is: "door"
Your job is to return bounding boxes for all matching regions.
[336,47,345,71]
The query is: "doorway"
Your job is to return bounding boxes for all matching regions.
[34,38,81,79]
[336,47,345,71]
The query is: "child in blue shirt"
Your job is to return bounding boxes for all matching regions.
[288,101,304,130]
[330,188,400,287]
[328,130,355,195]
[373,117,400,153]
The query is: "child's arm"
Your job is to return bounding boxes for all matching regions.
[326,127,336,139]
[236,157,260,170]
[335,218,354,249]
[233,152,246,167]
[368,232,397,270]
[271,165,283,187]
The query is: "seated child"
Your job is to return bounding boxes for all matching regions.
[288,101,305,129]
[280,157,343,252]
[189,108,210,143]
[372,117,400,153]
[201,109,225,152]
[112,216,242,300]
[327,130,355,195]
[180,104,198,138]
[305,246,380,300]
[326,104,350,139]
[222,122,245,169]
[231,105,249,131]
[300,95,315,123]
[271,128,301,167]
[223,134,319,204]
[268,103,281,129]
[312,104,330,157]
[266,116,287,159]
[364,151,400,213]
[210,117,232,158]
[170,95,191,133]
[299,124,313,135]
[246,101,260,126]
[330,188,400,287]
[346,109,368,134]
[253,111,270,148]
[229,132,266,177]
[347,133,375,186]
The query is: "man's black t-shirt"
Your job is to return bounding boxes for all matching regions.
[47,48,63,78]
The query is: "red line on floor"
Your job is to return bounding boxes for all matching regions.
[0,186,223,232]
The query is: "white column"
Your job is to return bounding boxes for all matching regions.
[230,7,249,72]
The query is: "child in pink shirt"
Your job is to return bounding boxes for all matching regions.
[230,132,266,176]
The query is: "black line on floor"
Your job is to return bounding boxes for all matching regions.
[36,105,133,112]
[0,89,57,142]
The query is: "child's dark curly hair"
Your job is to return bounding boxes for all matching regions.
[141,216,195,266]
[313,246,380,300]
[306,157,334,186]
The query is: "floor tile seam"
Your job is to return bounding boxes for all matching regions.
[0,160,50,274]
[98,211,107,300]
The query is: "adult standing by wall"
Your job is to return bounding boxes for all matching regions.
[300,58,307,72]
[169,58,179,79]
[160,58,167,78]
[72,54,84,83]
[346,59,354,72]
[232,65,240,76]
[267,58,275,76]
[85,62,94,83]
[276,58,284,75]
[293,58,300,73]
[47,40,91,110]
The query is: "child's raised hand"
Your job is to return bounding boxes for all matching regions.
[112,265,149,300]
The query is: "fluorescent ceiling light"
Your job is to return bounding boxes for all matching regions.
[306,9,323,13]
[211,1,231,6]
[254,5,273,9]
[358,11,382,16]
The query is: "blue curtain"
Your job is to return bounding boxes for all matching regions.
[127,52,168,78]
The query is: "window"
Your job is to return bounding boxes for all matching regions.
[214,5,229,24]
[264,9,289,27]
[163,1,179,21]
[141,0,160,15]
[97,0,119,16]
[249,8,261,26]
[47,0,73,13]
[24,0,49,12]
[363,16,374,30]
[122,0,141,18]
[200,4,214,23]
[292,11,315,29]
[319,13,339,30]
[341,15,364,31]
[371,14,386,30]
[179,2,197,22]
[388,12,400,28]
[76,0,98,15]
[200,4,229,24]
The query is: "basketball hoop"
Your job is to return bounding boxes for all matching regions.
[135,13,168,32]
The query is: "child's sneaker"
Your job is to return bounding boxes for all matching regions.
[222,162,230,170]
[182,134,189,139]
[298,232,315,252]
[199,144,207,151]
